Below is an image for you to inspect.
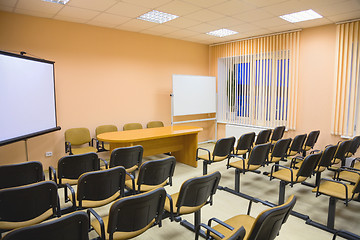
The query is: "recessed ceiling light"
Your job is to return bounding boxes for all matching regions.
[137,10,178,24]
[206,29,238,38]
[42,0,70,4]
[280,9,323,23]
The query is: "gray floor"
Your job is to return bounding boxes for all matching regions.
[58,143,359,240]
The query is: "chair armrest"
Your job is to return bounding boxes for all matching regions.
[310,149,321,154]
[316,178,350,205]
[87,208,106,240]
[48,166,58,184]
[351,157,360,168]
[208,217,234,230]
[335,167,360,180]
[166,193,175,221]
[290,156,304,168]
[99,158,108,169]
[196,147,211,162]
[195,223,225,240]
[65,141,72,154]
[227,155,245,169]
[125,172,136,192]
[65,183,76,209]
[91,138,95,147]
[270,164,294,185]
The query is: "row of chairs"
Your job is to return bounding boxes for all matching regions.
[64,120,164,155]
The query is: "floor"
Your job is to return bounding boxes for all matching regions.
[58,143,359,240]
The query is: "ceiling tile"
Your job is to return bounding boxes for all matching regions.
[166,29,198,38]
[117,19,157,32]
[242,0,288,8]
[261,0,310,16]
[181,0,228,8]
[207,16,245,28]
[67,0,118,12]
[313,0,360,17]
[184,9,225,23]
[122,0,172,9]
[326,10,360,22]
[208,0,257,16]
[16,0,64,15]
[106,1,150,18]
[0,5,13,12]
[87,13,131,28]
[233,9,276,22]
[265,24,299,33]
[292,17,333,28]
[187,23,220,34]
[142,24,179,34]
[55,5,99,21]
[231,23,264,33]
[14,8,58,18]
[156,0,201,16]
[0,0,17,7]
[163,17,202,29]
[253,17,289,28]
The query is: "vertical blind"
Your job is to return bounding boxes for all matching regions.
[332,20,360,137]
[210,31,300,129]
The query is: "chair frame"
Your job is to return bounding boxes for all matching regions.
[301,130,320,156]
[254,129,272,145]
[109,145,143,174]
[234,132,255,158]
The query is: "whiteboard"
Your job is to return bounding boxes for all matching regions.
[172,74,216,116]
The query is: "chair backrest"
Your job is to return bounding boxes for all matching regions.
[2,211,89,240]
[147,121,164,128]
[288,134,307,154]
[317,145,338,168]
[297,153,322,178]
[235,132,256,153]
[77,167,126,208]
[349,136,360,155]
[271,126,286,142]
[95,125,118,136]
[175,171,221,210]
[247,195,296,240]
[303,130,320,149]
[57,152,100,184]
[254,129,272,145]
[271,138,292,159]
[333,140,352,163]
[109,145,143,170]
[136,156,176,190]
[0,161,44,190]
[107,188,166,238]
[65,128,92,146]
[123,123,142,131]
[0,181,59,228]
[248,143,271,166]
[213,136,236,157]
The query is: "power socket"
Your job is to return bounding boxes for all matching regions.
[45,152,53,157]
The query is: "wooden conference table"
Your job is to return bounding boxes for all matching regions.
[97,126,203,167]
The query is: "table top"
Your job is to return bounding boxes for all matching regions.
[97,125,203,143]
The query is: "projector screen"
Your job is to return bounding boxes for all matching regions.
[0,51,60,146]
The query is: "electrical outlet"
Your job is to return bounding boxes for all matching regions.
[45,152,53,157]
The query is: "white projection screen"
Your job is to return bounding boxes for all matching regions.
[0,51,60,146]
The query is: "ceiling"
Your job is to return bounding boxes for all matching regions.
[1,0,360,45]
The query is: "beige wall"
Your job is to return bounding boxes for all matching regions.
[0,11,209,168]
[218,23,343,150]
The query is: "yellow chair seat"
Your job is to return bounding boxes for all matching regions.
[92,215,155,240]
[354,162,360,169]
[332,158,341,164]
[271,169,306,183]
[164,192,205,215]
[125,178,167,192]
[304,146,312,151]
[312,181,358,200]
[229,159,261,171]
[0,209,53,230]
[234,149,248,155]
[210,214,255,240]
[60,178,78,185]
[69,191,120,208]
[338,171,360,184]
[198,154,227,162]
[71,146,97,155]
[268,154,281,163]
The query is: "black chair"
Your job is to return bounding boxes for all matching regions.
[2,211,89,240]
[164,171,221,232]
[254,129,272,145]
[234,132,255,158]
[270,153,321,204]
[197,137,235,175]
[345,136,360,158]
[285,134,307,160]
[0,161,44,189]
[329,140,352,168]
[125,156,176,193]
[0,181,60,236]
[196,195,296,240]
[88,187,166,240]
[301,130,320,156]
[108,145,143,175]
[67,166,126,210]
[270,126,286,144]
[267,138,292,170]
[227,143,271,193]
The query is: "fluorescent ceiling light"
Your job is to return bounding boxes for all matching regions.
[280,9,322,23]
[206,29,238,38]
[137,10,178,24]
[42,0,70,4]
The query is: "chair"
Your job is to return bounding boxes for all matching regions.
[197,136,235,175]
[330,140,352,168]
[88,187,166,240]
[123,123,142,131]
[270,126,286,144]
[285,134,307,160]
[301,130,320,156]
[254,129,272,145]
[345,136,360,158]
[0,181,59,235]
[108,146,143,175]
[147,121,164,128]
[164,171,221,231]
[312,170,360,230]
[266,138,292,172]
[0,161,44,189]
[196,195,296,240]
[65,127,97,155]
[227,143,271,193]
[95,124,118,152]
[125,156,176,193]
[234,132,255,158]
[270,153,321,204]
[2,211,89,240]
[67,166,126,210]
[49,152,104,204]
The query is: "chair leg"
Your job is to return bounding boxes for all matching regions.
[327,197,337,230]
[279,181,286,205]
[235,169,241,192]
[194,210,201,229]
[203,161,208,175]
[315,172,322,187]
